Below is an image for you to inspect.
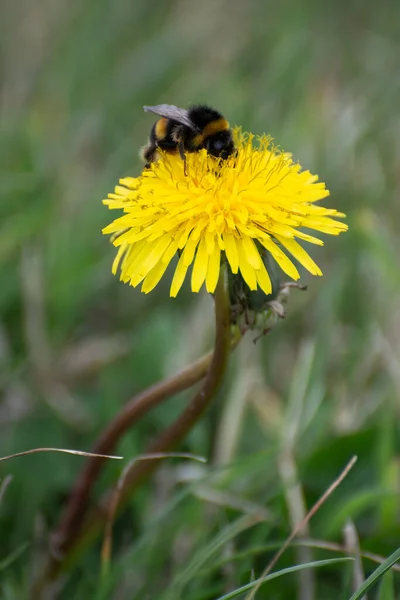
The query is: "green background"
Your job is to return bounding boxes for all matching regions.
[1,0,399,598]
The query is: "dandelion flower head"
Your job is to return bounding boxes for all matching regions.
[103,130,347,297]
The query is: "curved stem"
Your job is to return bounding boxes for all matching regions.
[39,266,233,589]
[109,264,231,507]
[68,266,231,566]
[52,348,214,557]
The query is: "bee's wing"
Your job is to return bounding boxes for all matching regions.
[143,104,198,131]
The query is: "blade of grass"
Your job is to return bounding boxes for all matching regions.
[343,519,364,594]
[377,570,395,600]
[0,448,123,463]
[0,475,12,506]
[196,539,400,578]
[161,514,263,600]
[215,558,353,600]
[0,542,30,571]
[101,452,207,575]
[246,455,358,599]
[348,547,400,600]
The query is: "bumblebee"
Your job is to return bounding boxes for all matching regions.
[141,104,235,168]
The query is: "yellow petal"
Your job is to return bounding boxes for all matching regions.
[112,244,127,275]
[206,245,221,293]
[237,239,257,290]
[276,236,322,276]
[142,260,170,294]
[182,234,200,267]
[223,232,239,273]
[241,236,261,269]
[293,230,324,245]
[255,259,272,295]
[191,238,209,292]
[120,245,137,283]
[170,252,189,297]
[205,232,215,255]
[135,235,172,280]
[259,237,299,280]
[122,241,151,282]
[162,240,179,264]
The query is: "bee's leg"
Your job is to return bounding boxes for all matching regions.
[177,141,187,175]
[171,124,188,175]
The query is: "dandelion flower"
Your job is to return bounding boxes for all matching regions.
[103,130,347,297]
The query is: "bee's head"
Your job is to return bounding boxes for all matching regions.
[205,131,235,159]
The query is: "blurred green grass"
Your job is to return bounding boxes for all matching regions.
[1,0,400,598]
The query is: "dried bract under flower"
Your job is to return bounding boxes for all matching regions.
[103,130,347,297]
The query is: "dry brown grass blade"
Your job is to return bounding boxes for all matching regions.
[245,455,358,600]
[0,448,123,463]
[291,539,400,573]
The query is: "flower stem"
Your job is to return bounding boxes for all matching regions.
[52,347,215,559]
[107,264,232,507]
[36,266,232,592]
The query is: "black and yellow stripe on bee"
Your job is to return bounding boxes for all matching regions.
[192,118,230,147]
[154,117,169,140]
[142,104,235,167]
